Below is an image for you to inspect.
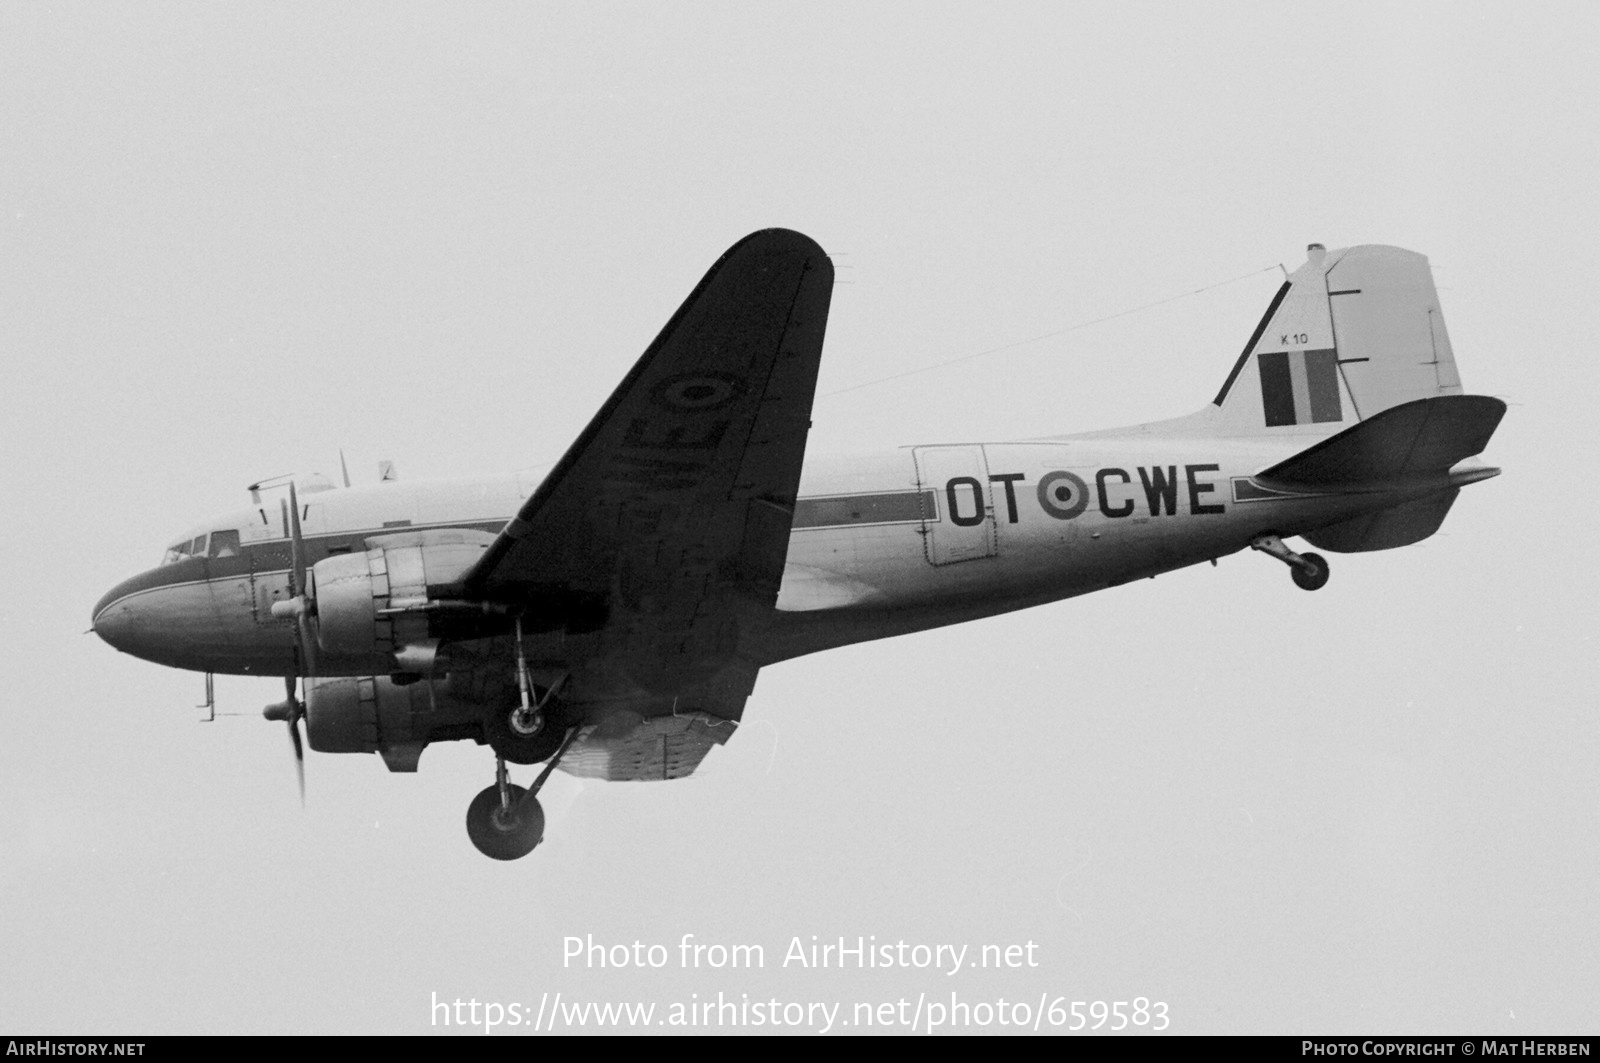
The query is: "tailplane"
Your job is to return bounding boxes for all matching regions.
[1255,394,1505,489]
[1211,244,1465,437]
[1254,393,1506,553]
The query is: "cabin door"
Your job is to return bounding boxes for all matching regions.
[912,445,997,566]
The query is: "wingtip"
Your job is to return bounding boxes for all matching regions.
[726,227,827,261]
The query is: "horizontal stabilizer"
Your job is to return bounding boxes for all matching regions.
[1303,489,1460,552]
[1255,395,1505,489]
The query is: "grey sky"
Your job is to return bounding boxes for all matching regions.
[2,1,1596,1034]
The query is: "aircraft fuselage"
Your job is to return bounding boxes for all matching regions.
[91,429,1457,678]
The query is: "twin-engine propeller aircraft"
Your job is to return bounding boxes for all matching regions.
[92,230,1505,860]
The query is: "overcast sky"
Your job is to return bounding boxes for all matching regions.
[3,1,1596,1035]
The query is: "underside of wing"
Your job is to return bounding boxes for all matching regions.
[558,710,735,781]
[458,229,833,753]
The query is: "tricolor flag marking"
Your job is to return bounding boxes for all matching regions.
[1258,349,1342,426]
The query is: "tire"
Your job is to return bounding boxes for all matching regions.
[465,783,545,860]
[483,706,568,765]
[1292,551,1330,591]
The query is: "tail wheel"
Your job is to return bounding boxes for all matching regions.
[1292,551,1330,591]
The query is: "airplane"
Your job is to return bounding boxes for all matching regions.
[91,229,1505,860]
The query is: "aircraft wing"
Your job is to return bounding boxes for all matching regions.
[459,229,833,775]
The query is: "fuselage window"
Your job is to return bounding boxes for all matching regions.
[208,530,241,558]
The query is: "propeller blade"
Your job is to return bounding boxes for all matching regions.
[288,717,305,805]
[283,673,305,805]
[284,482,318,676]
[287,480,307,598]
[296,610,319,678]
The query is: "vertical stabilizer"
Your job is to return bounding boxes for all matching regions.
[1325,245,1463,418]
[1210,245,1464,438]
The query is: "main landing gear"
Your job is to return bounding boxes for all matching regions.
[483,700,569,764]
[466,727,578,860]
[483,616,571,764]
[1250,534,1330,591]
[466,614,575,859]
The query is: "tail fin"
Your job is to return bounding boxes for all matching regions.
[1211,244,1464,437]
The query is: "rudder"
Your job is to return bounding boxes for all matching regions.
[1212,244,1465,437]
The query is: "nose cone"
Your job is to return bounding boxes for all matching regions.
[92,575,154,655]
[92,585,134,653]
[91,564,221,666]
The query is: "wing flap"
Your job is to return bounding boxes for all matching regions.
[557,711,737,781]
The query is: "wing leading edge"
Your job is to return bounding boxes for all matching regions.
[460,229,834,778]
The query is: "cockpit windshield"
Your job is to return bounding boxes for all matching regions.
[161,535,206,566]
[159,529,240,565]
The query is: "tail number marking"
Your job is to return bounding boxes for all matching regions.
[945,466,1226,523]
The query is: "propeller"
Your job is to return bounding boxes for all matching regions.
[263,671,306,804]
[270,481,319,675]
[264,479,317,804]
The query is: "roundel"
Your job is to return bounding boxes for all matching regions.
[1036,470,1089,520]
[650,371,747,411]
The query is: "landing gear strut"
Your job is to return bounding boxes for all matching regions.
[466,727,578,861]
[483,617,569,764]
[1250,534,1330,591]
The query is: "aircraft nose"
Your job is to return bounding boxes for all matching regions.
[92,579,145,654]
[90,569,197,661]
[91,565,247,670]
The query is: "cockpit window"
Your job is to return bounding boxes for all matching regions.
[161,535,210,566]
[208,529,240,558]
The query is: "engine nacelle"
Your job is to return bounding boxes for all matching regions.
[304,674,458,771]
[305,674,427,754]
[310,529,496,665]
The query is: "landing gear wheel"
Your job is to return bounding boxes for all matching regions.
[1252,534,1330,592]
[465,783,545,860]
[483,706,567,765]
[1292,551,1330,591]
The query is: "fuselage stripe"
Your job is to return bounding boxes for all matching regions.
[791,490,934,529]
